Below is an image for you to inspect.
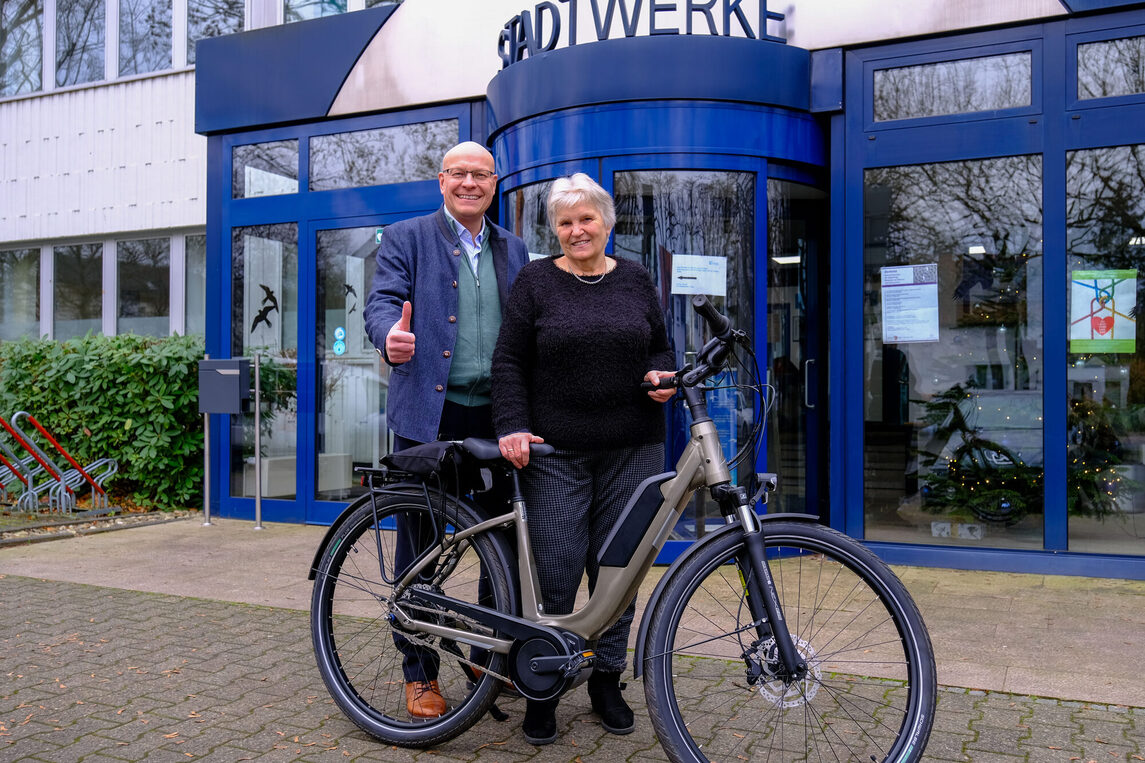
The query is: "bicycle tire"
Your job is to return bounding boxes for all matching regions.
[644,520,936,763]
[311,492,513,747]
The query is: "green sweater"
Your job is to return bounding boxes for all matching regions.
[446,241,502,407]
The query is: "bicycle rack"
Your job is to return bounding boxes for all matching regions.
[5,412,119,513]
[0,417,70,512]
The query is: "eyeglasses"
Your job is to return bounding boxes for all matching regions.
[443,168,495,182]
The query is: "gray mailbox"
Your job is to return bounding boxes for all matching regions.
[198,358,251,414]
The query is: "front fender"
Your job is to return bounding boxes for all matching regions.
[632,512,820,679]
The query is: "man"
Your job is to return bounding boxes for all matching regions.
[363,140,528,718]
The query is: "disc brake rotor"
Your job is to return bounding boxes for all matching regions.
[755,636,822,708]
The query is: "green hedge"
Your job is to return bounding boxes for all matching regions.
[0,334,205,510]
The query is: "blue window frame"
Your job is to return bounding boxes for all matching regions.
[204,102,479,525]
[843,10,1145,579]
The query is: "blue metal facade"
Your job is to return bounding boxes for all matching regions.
[195,3,1145,576]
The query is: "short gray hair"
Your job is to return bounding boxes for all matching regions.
[546,173,616,231]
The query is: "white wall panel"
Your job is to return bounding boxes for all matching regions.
[0,72,206,245]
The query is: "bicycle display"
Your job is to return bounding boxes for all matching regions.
[309,295,936,762]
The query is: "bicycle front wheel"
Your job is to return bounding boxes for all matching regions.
[644,520,935,763]
[311,492,512,747]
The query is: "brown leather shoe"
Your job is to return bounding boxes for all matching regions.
[405,680,446,718]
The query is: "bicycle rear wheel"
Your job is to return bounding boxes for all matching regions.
[310,492,512,747]
[644,520,935,763]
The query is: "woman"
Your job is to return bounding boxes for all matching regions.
[491,173,676,745]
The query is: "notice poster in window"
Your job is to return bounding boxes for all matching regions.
[881,264,939,343]
[1070,269,1138,353]
[671,255,727,296]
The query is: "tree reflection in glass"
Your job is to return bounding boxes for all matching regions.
[1066,145,1145,554]
[864,155,1044,549]
[1,0,43,96]
[118,0,171,76]
[309,119,458,192]
[56,0,104,86]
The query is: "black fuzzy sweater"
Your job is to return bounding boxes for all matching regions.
[492,257,675,450]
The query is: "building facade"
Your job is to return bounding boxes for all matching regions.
[5,0,1145,577]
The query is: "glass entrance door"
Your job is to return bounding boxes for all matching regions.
[311,221,391,524]
[229,223,300,514]
[505,162,828,540]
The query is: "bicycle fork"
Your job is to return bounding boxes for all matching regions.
[715,483,808,684]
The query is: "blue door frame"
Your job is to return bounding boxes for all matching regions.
[203,103,479,526]
[839,10,1145,578]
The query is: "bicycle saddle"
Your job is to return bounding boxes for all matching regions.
[460,437,555,463]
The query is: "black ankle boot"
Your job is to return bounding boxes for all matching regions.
[587,670,635,735]
[522,698,559,745]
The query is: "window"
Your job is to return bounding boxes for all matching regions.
[309,119,459,191]
[863,155,1044,549]
[873,52,1032,122]
[185,234,206,335]
[283,0,344,24]
[117,237,169,336]
[118,0,171,76]
[1065,144,1145,555]
[1078,35,1145,100]
[504,179,557,257]
[0,248,40,340]
[186,0,242,65]
[1,0,42,96]
[54,243,102,340]
[232,139,299,199]
[56,0,105,86]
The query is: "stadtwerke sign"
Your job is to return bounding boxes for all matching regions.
[499,0,786,67]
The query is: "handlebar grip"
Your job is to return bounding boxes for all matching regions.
[640,376,680,391]
[691,295,732,339]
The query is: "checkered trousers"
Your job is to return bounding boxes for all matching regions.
[520,441,665,673]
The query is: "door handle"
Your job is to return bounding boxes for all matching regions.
[804,358,816,409]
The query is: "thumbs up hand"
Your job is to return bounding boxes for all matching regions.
[386,301,415,364]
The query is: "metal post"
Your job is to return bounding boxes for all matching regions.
[253,352,263,530]
[202,353,212,526]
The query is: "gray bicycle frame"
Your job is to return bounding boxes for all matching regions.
[387,416,732,654]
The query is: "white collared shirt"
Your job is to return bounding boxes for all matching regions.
[444,209,486,275]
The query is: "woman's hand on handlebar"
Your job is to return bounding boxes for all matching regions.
[498,431,546,469]
[644,370,678,404]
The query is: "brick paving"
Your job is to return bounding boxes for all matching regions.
[2,573,1142,762]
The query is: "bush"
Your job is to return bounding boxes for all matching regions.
[0,334,205,511]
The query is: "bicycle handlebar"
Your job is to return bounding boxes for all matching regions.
[638,295,737,392]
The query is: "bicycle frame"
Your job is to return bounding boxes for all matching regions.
[386,385,801,680]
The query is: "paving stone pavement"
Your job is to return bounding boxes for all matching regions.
[1,572,1143,762]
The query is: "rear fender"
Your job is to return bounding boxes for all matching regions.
[632,512,820,679]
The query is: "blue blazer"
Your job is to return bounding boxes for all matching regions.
[363,207,528,443]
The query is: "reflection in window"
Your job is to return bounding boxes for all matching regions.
[1078,36,1145,100]
[310,119,459,191]
[613,169,755,539]
[873,52,1031,122]
[1066,144,1145,555]
[315,226,389,501]
[186,0,243,65]
[284,0,344,23]
[54,243,102,340]
[117,237,169,336]
[0,248,40,340]
[185,234,206,335]
[119,0,171,76]
[505,179,557,257]
[864,155,1044,549]
[1,0,42,96]
[232,140,298,199]
[230,224,298,500]
[56,0,105,86]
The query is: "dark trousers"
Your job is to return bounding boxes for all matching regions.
[392,401,497,683]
